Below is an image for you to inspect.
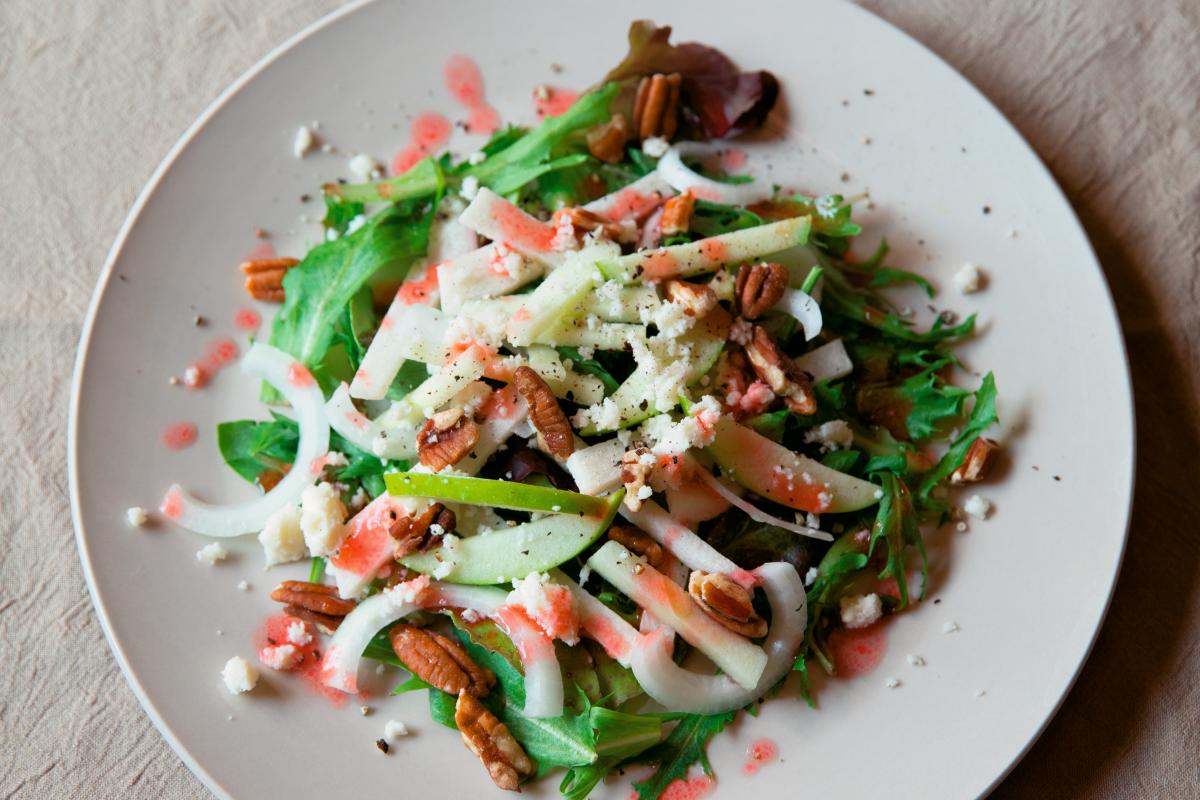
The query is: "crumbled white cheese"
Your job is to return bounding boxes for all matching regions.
[348,485,370,513]
[804,567,819,587]
[258,504,307,567]
[431,533,462,579]
[125,506,148,527]
[839,593,883,629]
[907,654,926,667]
[348,153,383,181]
[636,485,654,500]
[963,494,991,520]
[467,150,487,166]
[651,298,697,338]
[803,420,854,452]
[942,620,960,634]
[954,262,984,294]
[729,317,753,345]
[384,720,410,742]
[345,215,366,236]
[293,125,315,159]
[286,620,313,646]
[258,643,302,671]
[885,676,901,689]
[974,689,987,698]
[508,571,579,644]
[196,543,228,566]
[572,396,621,431]
[299,482,348,557]
[641,136,670,157]
[183,365,203,388]
[460,175,480,201]
[222,656,258,694]
[237,580,250,592]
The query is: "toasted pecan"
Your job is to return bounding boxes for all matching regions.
[552,207,623,243]
[688,571,768,638]
[607,525,663,568]
[586,114,630,164]
[632,73,682,141]
[735,262,789,319]
[391,502,448,559]
[663,279,717,318]
[239,257,299,303]
[271,581,357,629]
[659,191,696,236]
[951,437,1000,483]
[282,604,344,635]
[513,366,574,459]
[389,624,495,698]
[456,691,534,791]
[417,408,480,471]
[744,325,816,414]
[620,448,652,512]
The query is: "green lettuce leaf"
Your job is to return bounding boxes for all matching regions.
[630,711,736,800]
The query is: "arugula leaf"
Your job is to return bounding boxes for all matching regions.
[560,708,665,800]
[428,688,459,729]
[867,472,926,608]
[917,373,999,503]
[688,199,765,237]
[587,640,644,708]
[630,711,736,800]
[322,195,365,236]
[557,346,621,396]
[390,674,433,696]
[268,196,440,377]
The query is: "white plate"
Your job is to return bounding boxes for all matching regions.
[69,1,1133,798]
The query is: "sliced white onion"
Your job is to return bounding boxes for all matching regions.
[495,604,564,718]
[325,382,416,460]
[349,302,448,399]
[427,196,479,262]
[425,583,509,617]
[619,499,751,583]
[161,344,328,537]
[777,287,823,341]
[565,438,625,496]
[553,572,639,667]
[320,579,425,693]
[665,478,730,527]
[459,187,565,267]
[691,461,832,542]
[793,338,853,383]
[456,386,529,474]
[638,206,665,250]
[583,171,675,221]
[657,142,771,207]
[438,244,546,314]
[630,562,806,714]
[327,493,424,599]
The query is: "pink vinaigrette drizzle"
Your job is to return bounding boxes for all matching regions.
[392,112,452,174]
[742,738,779,776]
[161,422,197,450]
[232,308,261,332]
[444,55,500,134]
[827,622,889,676]
[534,86,579,118]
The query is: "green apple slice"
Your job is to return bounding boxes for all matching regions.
[400,490,624,584]
[707,416,880,514]
[586,540,768,690]
[599,216,811,284]
[385,472,610,517]
[505,244,614,346]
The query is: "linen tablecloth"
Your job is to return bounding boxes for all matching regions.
[2,1,1196,796]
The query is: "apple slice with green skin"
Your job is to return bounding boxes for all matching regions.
[400,490,624,584]
[598,216,811,284]
[586,540,768,690]
[707,415,881,514]
[384,472,610,517]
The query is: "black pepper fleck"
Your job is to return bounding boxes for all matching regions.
[1053,475,1062,482]
[982,205,992,215]
[376,739,390,754]
[840,172,850,182]
[863,88,875,96]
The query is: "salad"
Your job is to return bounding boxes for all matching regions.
[152,21,1000,799]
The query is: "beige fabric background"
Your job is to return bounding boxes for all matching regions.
[1,1,1197,797]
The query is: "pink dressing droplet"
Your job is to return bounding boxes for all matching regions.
[534,86,580,119]
[233,308,261,332]
[161,422,197,450]
[391,112,452,175]
[828,622,889,676]
[287,362,315,388]
[444,55,499,134]
[742,738,779,776]
[159,486,183,518]
[245,241,275,261]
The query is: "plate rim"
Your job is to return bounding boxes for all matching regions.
[66,3,1136,799]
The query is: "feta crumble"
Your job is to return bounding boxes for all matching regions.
[963,494,991,519]
[293,125,315,159]
[196,543,228,566]
[467,150,487,166]
[286,620,313,646]
[348,153,383,181]
[259,643,302,671]
[907,654,926,667]
[804,567,818,587]
[641,136,670,157]
[885,676,901,689]
[460,175,480,201]
[258,504,307,567]
[222,656,258,694]
[237,580,250,592]
[954,262,985,294]
[125,506,148,527]
[383,720,410,742]
[803,420,854,452]
[839,593,882,629]
[299,482,348,557]
[942,620,960,634]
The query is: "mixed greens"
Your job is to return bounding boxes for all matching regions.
[165,20,999,799]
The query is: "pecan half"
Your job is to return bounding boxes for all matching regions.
[663,279,717,318]
[240,257,299,303]
[735,262,789,319]
[659,191,696,236]
[417,408,480,471]
[586,114,630,164]
[620,448,652,511]
[553,207,623,243]
[632,73,682,141]
[456,691,534,791]
[744,325,816,414]
[513,366,574,459]
[391,502,450,559]
[951,437,1000,483]
[607,525,663,568]
[389,624,495,697]
[688,571,768,638]
[271,581,356,633]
